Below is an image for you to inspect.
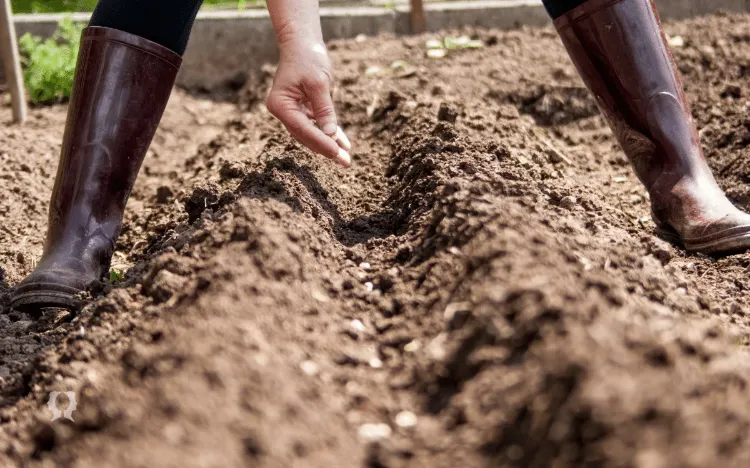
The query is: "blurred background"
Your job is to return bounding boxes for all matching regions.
[12,1,268,12]
[10,0,454,12]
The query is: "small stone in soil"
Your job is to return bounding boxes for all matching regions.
[444,302,472,329]
[404,340,421,353]
[559,196,577,210]
[358,423,392,441]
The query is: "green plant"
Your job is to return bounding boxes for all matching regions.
[443,35,484,50]
[19,18,84,104]
[109,268,124,282]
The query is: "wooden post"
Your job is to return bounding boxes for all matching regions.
[410,0,426,34]
[0,0,26,124]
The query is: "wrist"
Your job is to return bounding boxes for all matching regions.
[275,21,324,50]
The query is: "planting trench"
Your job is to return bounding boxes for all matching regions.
[3,12,750,468]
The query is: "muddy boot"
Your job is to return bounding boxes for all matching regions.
[555,0,750,254]
[10,27,181,310]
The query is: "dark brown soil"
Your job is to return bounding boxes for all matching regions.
[3,12,750,468]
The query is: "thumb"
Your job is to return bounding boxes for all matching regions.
[308,81,338,137]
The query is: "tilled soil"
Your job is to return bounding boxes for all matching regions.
[3,12,750,468]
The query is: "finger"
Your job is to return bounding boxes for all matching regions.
[302,102,315,119]
[284,112,351,167]
[307,81,339,137]
[268,92,351,167]
[335,126,352,152]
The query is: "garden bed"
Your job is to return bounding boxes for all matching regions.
[2,12,750,467]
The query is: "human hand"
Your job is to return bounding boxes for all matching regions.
[266,38,352,167]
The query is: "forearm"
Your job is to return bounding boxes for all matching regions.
[266,0,325,46]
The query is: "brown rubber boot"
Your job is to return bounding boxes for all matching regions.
[10,27,181,310]
[555,0,750,254]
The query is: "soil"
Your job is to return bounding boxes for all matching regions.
[2,12,750,468]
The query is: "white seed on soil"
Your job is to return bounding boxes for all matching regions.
[368,357,383,369]
[365,66,381,77]
[311,289,330,303]
[359,262,372,270]
[578,257,593,271]
[404,340,421,353]
[613,176,628,183]
[358,423,392,441]
[668,35,685,47]
[350,319,367,333]
[427,49,447,59]
[355,34,368,42]
[395,411,418,428]
[365,282,374,292]
[300,360,319,376]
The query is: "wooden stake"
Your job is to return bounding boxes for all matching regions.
[410,0,426,34]
[0,0,26,124]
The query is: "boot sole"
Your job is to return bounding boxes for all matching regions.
[10,283,84,311]
[656,226,750,255]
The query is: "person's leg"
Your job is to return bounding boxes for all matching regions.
[90,0,203,55]
[11,0,204,310]
[541,0,589,19]
[545,0,750,254]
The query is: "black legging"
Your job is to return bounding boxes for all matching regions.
[90,0,205,55]
[542,0,591,19]
[90,0,589,56]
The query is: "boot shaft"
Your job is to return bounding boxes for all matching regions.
[554,0,704,191]
[46,27,181,254]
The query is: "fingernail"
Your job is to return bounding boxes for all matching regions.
[322,122,337,136]
[336,126,352,151]
[337,148,351,167]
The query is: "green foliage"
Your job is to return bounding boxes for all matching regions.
[19,18,83,104]
[12,1,98,13]
[443,35,484,50]
[109,268,124,282]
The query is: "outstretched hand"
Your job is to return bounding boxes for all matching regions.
[266,39,352,167]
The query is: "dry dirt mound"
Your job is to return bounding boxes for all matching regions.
[2,13,750,468]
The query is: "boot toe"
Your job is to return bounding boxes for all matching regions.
[661,212,750,255]
[10,269,91,311]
